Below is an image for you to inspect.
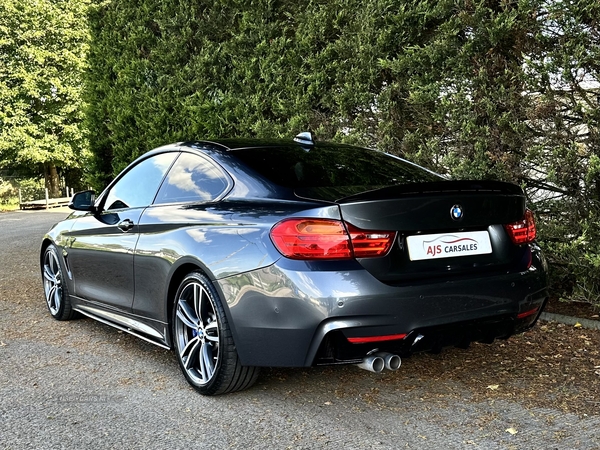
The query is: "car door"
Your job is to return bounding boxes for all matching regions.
[132,151,233,321]
[66,151,178,310]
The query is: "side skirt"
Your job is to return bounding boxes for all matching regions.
[73,303,171,350]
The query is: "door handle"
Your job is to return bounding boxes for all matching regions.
[117,219,135,232]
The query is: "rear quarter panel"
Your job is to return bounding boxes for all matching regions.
[131,199,340,326]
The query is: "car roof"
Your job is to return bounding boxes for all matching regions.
[180,138,302,152]
[180,131,323,151]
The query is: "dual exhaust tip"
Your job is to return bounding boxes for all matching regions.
[356,352,401,373]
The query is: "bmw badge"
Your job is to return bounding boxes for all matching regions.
[450,204,463,221]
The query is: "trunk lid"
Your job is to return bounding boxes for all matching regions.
[323,180,529,284]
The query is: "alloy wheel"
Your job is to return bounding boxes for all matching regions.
[174,281,220,385]
[43,248,63,316]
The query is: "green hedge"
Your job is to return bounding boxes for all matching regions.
[86,0,600,305]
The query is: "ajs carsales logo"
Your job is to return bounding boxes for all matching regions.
[423,235,479,257]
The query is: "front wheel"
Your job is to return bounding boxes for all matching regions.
[172,271,259,395]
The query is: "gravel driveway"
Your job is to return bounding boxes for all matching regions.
[1,209,599,449]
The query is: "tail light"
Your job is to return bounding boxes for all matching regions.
[270,218,396,260]
[345,223,396,258]
[504,209,537,245]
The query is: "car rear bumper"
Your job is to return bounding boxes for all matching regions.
[216,247,548,367]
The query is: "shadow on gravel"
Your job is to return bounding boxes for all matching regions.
[259,323,600,417]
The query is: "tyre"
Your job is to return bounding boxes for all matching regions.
[42,244,74,320]
[172,271,259,395]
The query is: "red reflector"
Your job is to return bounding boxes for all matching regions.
[347,333,408,344]
[517,307,539,319]
[270,219,396,260]
[504,209,537,245]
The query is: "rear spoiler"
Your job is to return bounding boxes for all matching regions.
[295,180,524,203]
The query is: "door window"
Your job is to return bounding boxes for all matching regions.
[103,152,177,211]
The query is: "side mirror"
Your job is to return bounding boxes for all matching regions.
[69,190,96,211]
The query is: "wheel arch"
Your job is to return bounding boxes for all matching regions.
[166,263,205,334]
[40,238,54,268]
[164,260,239,349]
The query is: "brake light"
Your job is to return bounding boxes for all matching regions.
[504,209,537,245]
[270,219,396,260]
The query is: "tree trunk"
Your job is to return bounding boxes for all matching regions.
[45,163,61,198]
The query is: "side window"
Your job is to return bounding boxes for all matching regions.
[103,152,177,211]
[154,153,230,204]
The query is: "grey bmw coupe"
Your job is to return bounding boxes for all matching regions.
[41,133,548,395]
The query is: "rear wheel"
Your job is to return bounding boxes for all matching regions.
[42,244,74,320]
[172,271,259,395]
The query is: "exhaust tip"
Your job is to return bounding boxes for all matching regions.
[375,352,402,371]
[356,355,385,373]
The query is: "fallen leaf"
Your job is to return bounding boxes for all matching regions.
[574,322,582,328]
[506,428,518,435]
[487,385,499,390]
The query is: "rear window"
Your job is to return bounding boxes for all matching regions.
[154,152,229,204]
[231,145,442,188]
